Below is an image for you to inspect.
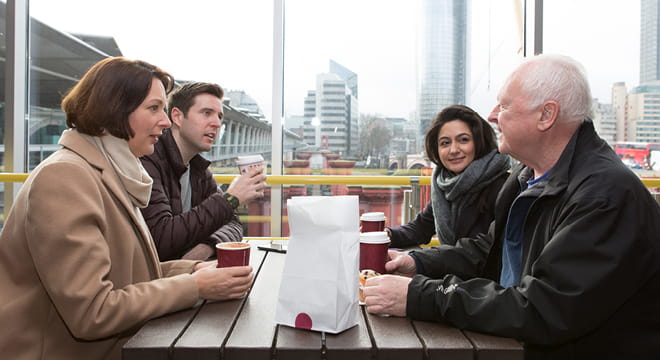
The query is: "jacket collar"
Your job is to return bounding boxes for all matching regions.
[537,119,599,197]
[158,129,211,176]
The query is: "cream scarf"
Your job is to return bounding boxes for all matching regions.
[79,131,153,208]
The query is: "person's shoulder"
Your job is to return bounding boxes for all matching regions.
[569,154,645,202]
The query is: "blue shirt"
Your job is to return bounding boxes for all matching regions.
[499,169,550,287]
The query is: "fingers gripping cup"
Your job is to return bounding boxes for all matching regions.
[359,231,390,274]
[236,155,264,175]
[360,212,386,232]
[216,242,251,268]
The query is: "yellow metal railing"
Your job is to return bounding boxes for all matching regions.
[1,172,658,187]
[213,174,432,186]
[3,172,658,247]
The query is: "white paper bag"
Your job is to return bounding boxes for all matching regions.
[275,195,359,334]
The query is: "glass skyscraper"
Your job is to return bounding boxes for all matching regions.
[640,0,659,84]
[417,0,468,137]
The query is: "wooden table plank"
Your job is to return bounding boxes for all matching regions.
[275,325,323,360]
[224,249,287,360]
[365,311,424,360]
[463,330,523,360]
[324,308,373,360]
[412,320,473,360]
[172,243,268,360]
[122,304,201,360]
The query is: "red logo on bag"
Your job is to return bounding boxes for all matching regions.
[294,313,312,330]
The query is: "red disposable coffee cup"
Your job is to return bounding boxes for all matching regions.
[359,231,390,274]
[216,242,251,268]
[360,212,386,232]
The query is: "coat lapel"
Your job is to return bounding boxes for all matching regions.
[58,130,163,278]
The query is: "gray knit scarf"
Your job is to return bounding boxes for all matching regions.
[431,149,510,245]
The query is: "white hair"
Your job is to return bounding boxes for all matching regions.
[512,54,593,124]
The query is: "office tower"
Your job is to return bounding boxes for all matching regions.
[612,82,628,141]
[591,100,617,144]
[627,83,660,142]
[417,0,469,137]
[330,59,358,99]
[302,62,359,156]
[640,0,659,84]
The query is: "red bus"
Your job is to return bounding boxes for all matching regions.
[614,142,660,170]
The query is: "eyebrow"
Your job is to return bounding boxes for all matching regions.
[438,132,471,139]
[146,98,166,106]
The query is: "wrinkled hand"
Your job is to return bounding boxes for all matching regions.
[192,265,254,300]
[385,250,416,277]
[362,274,411,317]
[226,168,267,205]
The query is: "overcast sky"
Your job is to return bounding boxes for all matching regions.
[30,0,640,121]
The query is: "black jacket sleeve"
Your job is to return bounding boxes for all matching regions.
[388,202,436,247]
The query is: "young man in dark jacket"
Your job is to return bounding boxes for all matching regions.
[362,54,660,359]
[141,82,266,261]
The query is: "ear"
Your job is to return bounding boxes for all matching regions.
[537,101,559,132]
[170,107,184,128]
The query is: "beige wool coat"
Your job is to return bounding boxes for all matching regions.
[0,130,200,359]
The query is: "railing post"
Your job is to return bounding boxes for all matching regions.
[408,177,421,222]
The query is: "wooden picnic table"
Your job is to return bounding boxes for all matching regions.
[123,240,523,360]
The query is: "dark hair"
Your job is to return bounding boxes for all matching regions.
[424,105,498,168]
[168,82,225,118]
[61,57,175,139]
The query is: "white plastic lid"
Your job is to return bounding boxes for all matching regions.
[360,212,386,221]
[359,231,390,244]
[236,154,264,165]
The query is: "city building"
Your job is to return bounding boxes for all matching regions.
[627,82,660,143]
[640,0,659,84]
[225,90,266,121]
[417,0,468,141]
[591,99,617,144]
[612,82,628,141]
[302,61,359,156]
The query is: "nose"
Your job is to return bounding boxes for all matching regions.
[449,142,459,154]
[160,110,172,129]
[488,105,499,124]
[211,116,222,129]
[210,112,223,129]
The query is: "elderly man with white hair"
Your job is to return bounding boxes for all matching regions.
[363,54,660,359]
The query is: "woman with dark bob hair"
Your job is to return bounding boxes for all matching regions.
[0,57,253,359]
[386,104,510,252]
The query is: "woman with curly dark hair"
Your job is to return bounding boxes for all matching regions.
[387,105,510,250]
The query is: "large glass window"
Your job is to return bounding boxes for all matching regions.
[28,0,274,234]
[0,0,645,229]
[282,0,523,233]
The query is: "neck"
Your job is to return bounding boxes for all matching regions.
[171,129,194,166]
[528,123,580,177]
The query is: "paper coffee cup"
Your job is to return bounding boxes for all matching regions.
[236,155,264,175]
[359,231,390,274]
[360,212,386,232]
[216,242,251,268]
